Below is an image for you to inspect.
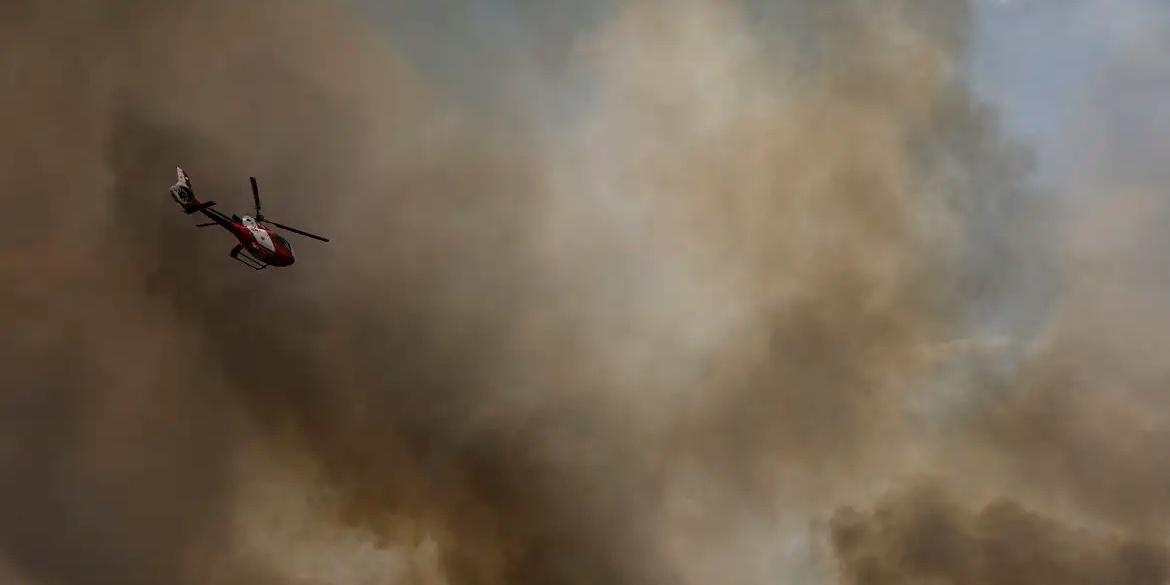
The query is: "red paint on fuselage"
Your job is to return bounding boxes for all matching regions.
[226,221,295,266]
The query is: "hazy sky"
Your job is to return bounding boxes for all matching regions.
[973,0,1169,187]
[360,0,1170,191]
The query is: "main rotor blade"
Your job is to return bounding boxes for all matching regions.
[264,220,330,242]
[250,177,261,218]
[195,222,217,227]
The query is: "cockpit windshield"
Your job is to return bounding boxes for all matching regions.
[273,233,294,254]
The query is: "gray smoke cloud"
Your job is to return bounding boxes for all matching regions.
[2,1,1162,584]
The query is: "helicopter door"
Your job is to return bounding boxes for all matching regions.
[241,217,275,253]
[251,228,275,253]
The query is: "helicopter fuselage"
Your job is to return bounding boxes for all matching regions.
[223,215,295,266]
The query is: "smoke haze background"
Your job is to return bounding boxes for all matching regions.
[2,1,1169,584]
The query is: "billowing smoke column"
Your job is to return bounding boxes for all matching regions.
[2,1,1167,584]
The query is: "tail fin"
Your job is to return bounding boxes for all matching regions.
[170,166,214,214]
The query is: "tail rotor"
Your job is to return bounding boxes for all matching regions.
[170,165,216,214]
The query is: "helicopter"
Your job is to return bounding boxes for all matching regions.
[169,166,329,270]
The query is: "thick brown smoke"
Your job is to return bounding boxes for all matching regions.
[832,485,1170,585]
[2,0,1163,584]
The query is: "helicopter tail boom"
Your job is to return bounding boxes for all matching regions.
[169,166,217,214]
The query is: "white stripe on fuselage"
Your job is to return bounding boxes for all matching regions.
[241,216,275,253]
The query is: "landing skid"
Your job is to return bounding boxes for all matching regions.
[230,245,268,270]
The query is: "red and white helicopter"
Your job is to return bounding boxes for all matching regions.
[169,166,329,270]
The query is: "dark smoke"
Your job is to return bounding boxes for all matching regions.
[4,1,658,583]
[3,1,1158,584]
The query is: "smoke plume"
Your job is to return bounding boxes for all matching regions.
[832,484,1170,585]
[2,1,1165,584]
